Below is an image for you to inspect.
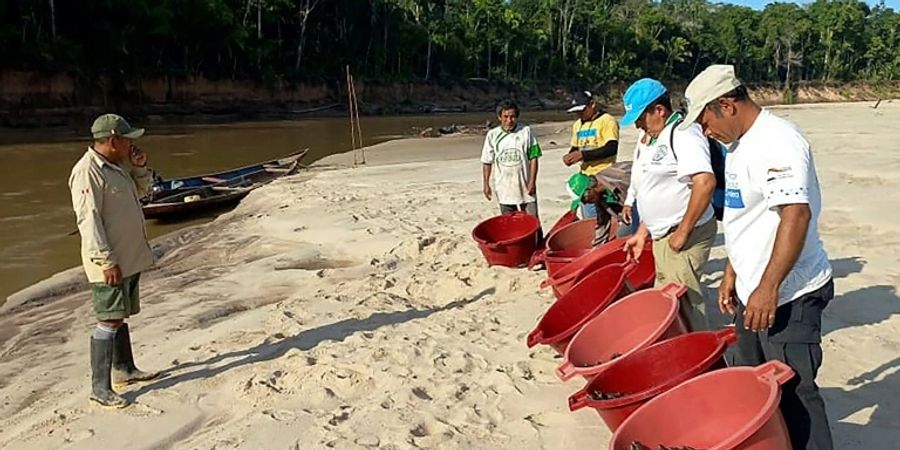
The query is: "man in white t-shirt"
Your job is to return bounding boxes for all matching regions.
[620,78,717,332]
[682,65,834,450]
[481,100,542,217]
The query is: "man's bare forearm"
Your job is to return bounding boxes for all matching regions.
[676,173,715,234]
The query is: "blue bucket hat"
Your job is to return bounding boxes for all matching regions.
[620,78,668,126]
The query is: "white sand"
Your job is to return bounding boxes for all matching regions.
[1,101,898,449]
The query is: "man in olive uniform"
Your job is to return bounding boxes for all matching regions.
[69,114,160,408]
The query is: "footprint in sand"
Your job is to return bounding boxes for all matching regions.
[326,405,353,427]
[409,418,456,447]
[411,387,433,401]
[122,402,165,417]
[453,384,470,400]
[262,409,296,422]
[63,428,95,443]
[354,436,380,447]
[410,422,429,437]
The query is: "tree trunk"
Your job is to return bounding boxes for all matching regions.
[48,0,56,40]
[601,35,607,68]
[256,0,262,70]
[692,49,701,77]
[487,40,492,78]
[383,5,389,76]
[561,0,576,61]
[784,41,794,92]
[295,20,307,72]
[785,59,792,92]
[295,1,319,73]
[585,26,591,64]
[504,41,509,79]
[425,37,432,81]
[519,52,524,79]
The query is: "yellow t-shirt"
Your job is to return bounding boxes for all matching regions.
[570,113,620,176]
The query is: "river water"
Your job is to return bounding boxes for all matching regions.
[0,111,568,303]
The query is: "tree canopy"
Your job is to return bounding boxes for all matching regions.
[2,0,898,89]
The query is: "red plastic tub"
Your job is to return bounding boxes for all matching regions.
[545,248,593,278]
[528,211,579,269]
[541,238,626,289]
[568,327,737,431]
[530,218,595,269]
[532,217,621,274]
[543,239,656,300]
[547,219,599,251]
[572,246,655,290]
[610,360,796,450]
[472,212,541,267]
[526,262,634,354]
[556,283,689,381]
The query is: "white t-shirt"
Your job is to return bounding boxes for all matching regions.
[625,116,715,240]
[723,109,832,306]
[480,124,541,205]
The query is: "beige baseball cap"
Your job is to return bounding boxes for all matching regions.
[679,65,743,130]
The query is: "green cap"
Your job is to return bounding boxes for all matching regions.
[91,113,145,140]
[566,172,593,211]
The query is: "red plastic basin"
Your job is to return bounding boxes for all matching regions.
[568,327,737,432]
[472,212,541,267]
[542,238,627,289]
[556,283,690,381]
[530,218,595,269]
[543,239,655,300]
[610,360,796,450]
[547,218,598,252]
[572,246,655,291]
[526,262,634,354]
[531,215,620,272]
[545,248,593,278]
[528,211,578,269]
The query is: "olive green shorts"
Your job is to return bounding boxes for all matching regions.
[91,273,141,321]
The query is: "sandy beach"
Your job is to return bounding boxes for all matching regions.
[1,101,899,449]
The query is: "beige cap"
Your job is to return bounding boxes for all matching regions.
[679,65,743,130]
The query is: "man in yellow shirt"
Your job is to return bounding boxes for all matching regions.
[563,90,620,218]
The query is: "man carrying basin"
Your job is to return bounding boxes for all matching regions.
[620,78,718,332]
[682,64,834,450]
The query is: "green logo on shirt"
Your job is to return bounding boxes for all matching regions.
[496,148,523,166]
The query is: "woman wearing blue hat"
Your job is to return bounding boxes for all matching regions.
[620,78,718,332]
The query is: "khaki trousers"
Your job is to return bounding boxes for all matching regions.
[652,218,717,331]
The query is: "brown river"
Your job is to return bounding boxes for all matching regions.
[0,111,568,304]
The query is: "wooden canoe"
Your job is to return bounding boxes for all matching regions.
[141,149,308,221]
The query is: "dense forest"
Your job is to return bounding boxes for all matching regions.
[1,0,898,90]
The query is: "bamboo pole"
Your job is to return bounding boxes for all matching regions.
[346,66,366,166]
[351,74,365,165]
[346,66,358,167]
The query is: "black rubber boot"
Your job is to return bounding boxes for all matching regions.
[112,323,160,387]
[90,337,129,408]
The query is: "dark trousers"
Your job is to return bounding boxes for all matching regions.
[500,202,543,242]
[499,201,539,217]
[733,279,835,450]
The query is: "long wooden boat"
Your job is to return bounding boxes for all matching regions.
[142,149,308,220]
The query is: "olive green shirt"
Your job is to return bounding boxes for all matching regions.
[68,147,154,283]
